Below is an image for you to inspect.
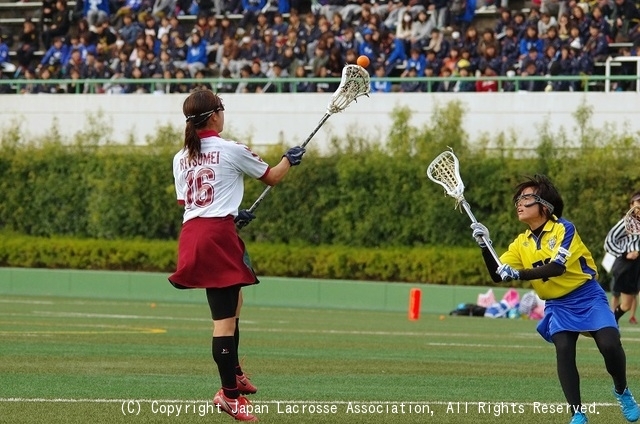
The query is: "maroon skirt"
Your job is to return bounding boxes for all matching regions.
[168,216,259,289]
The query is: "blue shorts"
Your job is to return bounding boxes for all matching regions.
[537,279,618,343]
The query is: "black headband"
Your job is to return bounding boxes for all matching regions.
[185,109,215,125]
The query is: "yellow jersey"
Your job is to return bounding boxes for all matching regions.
[500,217,598,300]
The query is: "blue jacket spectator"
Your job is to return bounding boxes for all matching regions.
[277,0,290,14]
[83,0,110,28]
[519,26,544,56]
[406,49,427,75]
[384,33,406,76]
[123,0,143,12]
[242,0,267,13]
[62,45,89,65]
[186,35,208,65]
[118,14,143,46]
[39,37,69,70]
[358,28,377,64]
[452,0,477,33]
[185,32,208,77]
[0,38,9,68]
[371,79,392,92]
[371,65,392,92]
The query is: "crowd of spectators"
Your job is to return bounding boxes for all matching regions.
[0,0,639,94]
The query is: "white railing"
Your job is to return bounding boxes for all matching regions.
[604,55,640,93]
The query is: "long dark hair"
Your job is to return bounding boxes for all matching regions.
[182,88,224,161]
[513,174,564,219]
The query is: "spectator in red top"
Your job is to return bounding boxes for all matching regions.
[475,65,499,91]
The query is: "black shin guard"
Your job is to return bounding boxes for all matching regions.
[234,318,243,376]
[212,336,239,398]
[592,327,627,393]
[552,332,582,410]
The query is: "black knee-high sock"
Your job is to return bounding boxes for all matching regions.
[615,306,627,323]
[212,336,239,398]
[552,332,582,413]
[592,327,627,394]
[234,318,243,376]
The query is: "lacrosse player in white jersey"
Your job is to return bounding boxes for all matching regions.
[169,88,305,422]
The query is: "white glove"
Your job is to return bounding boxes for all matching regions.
[497,264,520,282]
[470,222,491,248]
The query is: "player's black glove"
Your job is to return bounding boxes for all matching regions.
[235,209,256,229]
[283,146,306,166]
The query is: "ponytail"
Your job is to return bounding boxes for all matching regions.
[184,120,201,162]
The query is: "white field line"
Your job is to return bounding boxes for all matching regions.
[33,311,212,322]
[4,311,640,347]
[0,299,54,305]
[0,311,528,340]
[0,398,621,407]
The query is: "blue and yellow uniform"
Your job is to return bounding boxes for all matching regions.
[500,216,598,300]
[501,216,617,342]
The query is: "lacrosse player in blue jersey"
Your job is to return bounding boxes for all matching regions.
[471,175,640,424]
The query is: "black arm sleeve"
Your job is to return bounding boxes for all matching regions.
[519,262,565,281]
[480,248,566,282]
[481,247,502,283]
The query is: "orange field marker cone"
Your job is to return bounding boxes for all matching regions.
[408,288,421,321]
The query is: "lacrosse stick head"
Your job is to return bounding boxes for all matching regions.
[625,205,640,235]
[427,150,466,206]
[327,64,370,114]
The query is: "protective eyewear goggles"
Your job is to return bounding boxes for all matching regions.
[514,193,554,214]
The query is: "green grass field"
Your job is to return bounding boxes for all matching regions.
[2,294,640,424]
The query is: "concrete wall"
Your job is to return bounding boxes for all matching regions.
[2,92,639,153]
[0,267,527,315]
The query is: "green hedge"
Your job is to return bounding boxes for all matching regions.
[0,233,498,286]
[0,100,638,284]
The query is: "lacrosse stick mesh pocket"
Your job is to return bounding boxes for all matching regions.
[328,65,371,114]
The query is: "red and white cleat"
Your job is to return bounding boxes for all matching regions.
[236,374,258,395]
[213,389,258,422]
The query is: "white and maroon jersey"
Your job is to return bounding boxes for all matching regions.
[173,130,269,223]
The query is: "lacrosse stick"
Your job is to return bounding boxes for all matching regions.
[427,150,503,267]
[237,64,370,229]
[625,205,640,235]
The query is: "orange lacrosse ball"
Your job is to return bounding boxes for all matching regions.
[357,55,370,68]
